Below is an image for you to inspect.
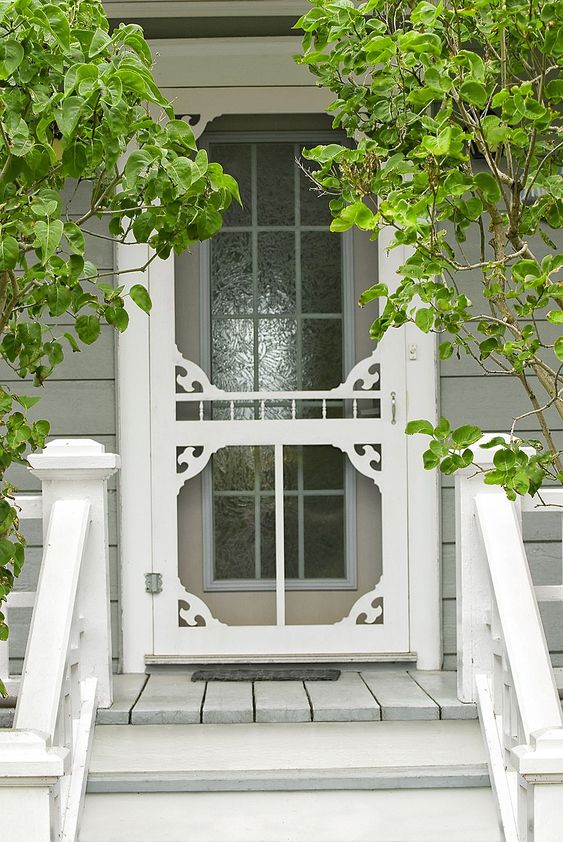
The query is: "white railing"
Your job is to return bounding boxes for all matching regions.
[457,442,563,842]
[0,440,119,842]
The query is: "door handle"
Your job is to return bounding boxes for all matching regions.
[391,391,397,424]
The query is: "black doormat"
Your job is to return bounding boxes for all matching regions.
[191,667,341,682]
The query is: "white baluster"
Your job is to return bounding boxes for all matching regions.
[230,400,234,421]
[322,399,327,420]
[291,399,296,420]
[199,401,204,421]
[261,400,265,420]
[353,399,358,419]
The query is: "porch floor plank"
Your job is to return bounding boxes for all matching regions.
[131,674,205,725]
[361,670,440,720]
[408,671,477,719]
[202,681,253,724]
[254,681,311,723]
[97,674,147,725]
[305,672,380,722]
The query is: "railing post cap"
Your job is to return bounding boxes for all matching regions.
[0,730,66,780]
[512,727,563,776]
[28,438,120,480]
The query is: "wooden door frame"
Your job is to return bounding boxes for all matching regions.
[116,38,440,673]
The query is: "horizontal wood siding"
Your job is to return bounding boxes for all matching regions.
[439,230,563,669]
[6,182,120,674]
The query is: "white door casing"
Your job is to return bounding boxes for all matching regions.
[116,52,440,670]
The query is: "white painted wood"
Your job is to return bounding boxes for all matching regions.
[409,670,477,720]
[254,681,310,723]
[80,788,502,842]
[61,677,98,842]
[89,719,487,777]
[116,239,155,673]
[475,674,518,842]
[131,674,205,725]
[14,499,90,736]
[29,440,119,709]
[202,681,254,724]
[455,445,506,703]
[305,672,380,722]
[274,444,285,627]
[104,1,308,17]
[0,731,66,842]
[475,493,563,740]
[97,674,147,725]
[361,670,439,720]
[14,494,43,520]
[149,38,310,90]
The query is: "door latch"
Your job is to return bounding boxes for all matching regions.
[145,572,163,594]
[390,391,397,424]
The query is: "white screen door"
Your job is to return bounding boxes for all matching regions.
[148,132,410,661]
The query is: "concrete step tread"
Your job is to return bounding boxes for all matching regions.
[80,788,502,842]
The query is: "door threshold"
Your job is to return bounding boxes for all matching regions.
[145,652,418,667]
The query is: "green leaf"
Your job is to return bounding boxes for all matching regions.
[56,96,84,138]
[0,235,19,271]
[0,40,24,80]
[75,315,101,345]
[547,310,563,324]
[474,172,502,204]
[44,4,71,50]
[493,449,516,470]
[62,142,88,178]
[460,80,488,109]
[438,341,454,360]
[415,308,434,333]
[358,283,388,307]
[330,201,375,232]
[165,119,197,151]
[124,149,154,187]
[434,417,451,439]
[34,219,64,262]
[555,336,563,361]
[423,449,441,469]
[89,28,111,58]
[16,395,41,409]
[405,419,434,436]
[452,425,482,447]
[105,305,129,332]
[47,284,71,317]
[0,539,15,565]
[130,284,152,314]
[63,222,85,256]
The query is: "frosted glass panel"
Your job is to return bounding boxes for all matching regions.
[258,231,296,314]
[209,143,252,227]
[257,318,298,390]
[302,319,343,389]
[304,496,345,578]
[212,319,254,391]
[257,144,295,226]
[211,232,253,315]
[301,232,342,314]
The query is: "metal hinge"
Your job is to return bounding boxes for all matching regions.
[145,572,163,595]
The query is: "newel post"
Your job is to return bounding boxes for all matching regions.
[455,437,516,702]
[28,439,120,708]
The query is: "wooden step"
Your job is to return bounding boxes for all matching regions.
[97,670,477,725]
[80,788,502,842]
[88,719,489,793]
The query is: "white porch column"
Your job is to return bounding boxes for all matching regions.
[0,730,66,842]
[455,439,513,702]
[28,439,119,708]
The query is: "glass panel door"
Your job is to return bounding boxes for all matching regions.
[206,137,351,591]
